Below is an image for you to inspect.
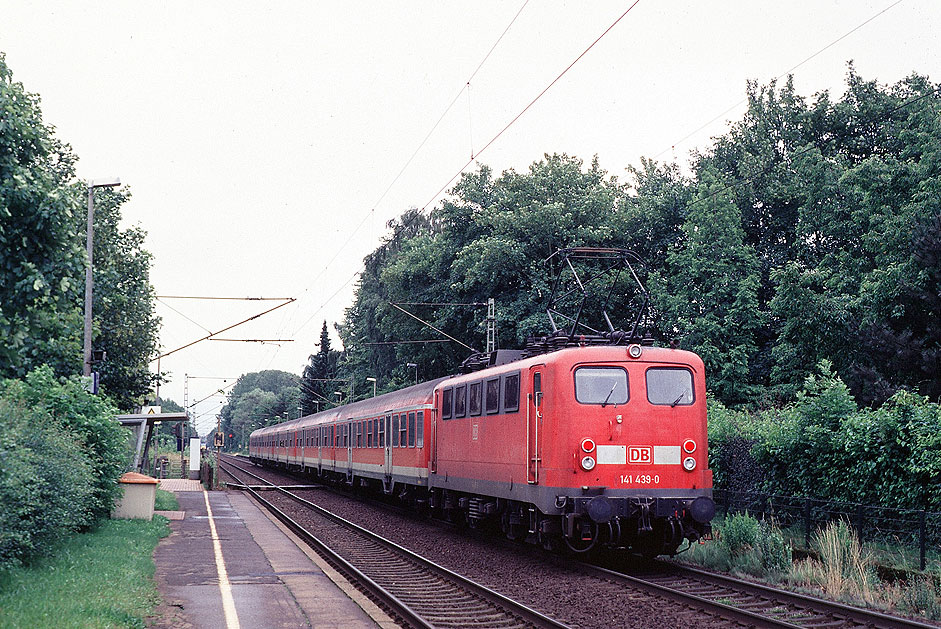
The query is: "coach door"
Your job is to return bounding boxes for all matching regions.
[383,413,393,479]
[528,368,543,484]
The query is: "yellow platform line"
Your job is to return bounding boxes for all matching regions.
[204,490,241,629]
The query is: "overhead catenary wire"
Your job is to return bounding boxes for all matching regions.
[653,0,905,161]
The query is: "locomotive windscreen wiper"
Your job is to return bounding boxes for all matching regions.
[671,393,685,407]
[601,382,618,407]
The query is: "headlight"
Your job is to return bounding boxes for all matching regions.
[628,344,643,359]
[683,456,696,471]
[580,455,596,471]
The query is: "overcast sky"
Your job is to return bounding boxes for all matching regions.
[2,1,938,434]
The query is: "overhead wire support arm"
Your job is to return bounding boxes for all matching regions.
[388,302,479,353]
[155,297,296,360]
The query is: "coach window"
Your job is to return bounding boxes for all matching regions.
[407,411,416,447]
[469,382,482,416]
[486,377,500,414]
[373,418,379,447]
[647,367,694,406]
[575,366,629,406]
[416,410,424,447]
[392,414,400,447]
[503,372,520,413]
[442,387,453,420]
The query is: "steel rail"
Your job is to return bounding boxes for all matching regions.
[220,458,567,629]
[660,562,940,629]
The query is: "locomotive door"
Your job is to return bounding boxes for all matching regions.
[527,369,543,484]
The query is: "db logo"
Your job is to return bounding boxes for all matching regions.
[628,446,652,464]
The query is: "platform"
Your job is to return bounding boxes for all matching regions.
[157,478,203,492]
[151,487,394,628]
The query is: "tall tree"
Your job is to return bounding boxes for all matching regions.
[0,54,83,377]
[300,321,340,414]
[652,170,762,404]
[84,186,160,410]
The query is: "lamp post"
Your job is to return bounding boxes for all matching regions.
[366,377,377,397]
[406,363,418,385]
[335,390,343,404]
[83,177,121,380]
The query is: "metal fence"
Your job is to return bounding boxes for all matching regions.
[713,489,940,571]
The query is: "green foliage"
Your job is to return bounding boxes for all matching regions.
[219,370,300,451]
[5,367,128,520]
[0,367,129,569]
[0,53,84,377]
[0,394,94,567]
[85,186,160,411]
[720,512,760,558]
[698,512,792,576]
[300,321,341,415]
[710,361,941,509]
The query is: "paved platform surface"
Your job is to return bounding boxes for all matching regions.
[158,478,203,491]
[152,487,391,628]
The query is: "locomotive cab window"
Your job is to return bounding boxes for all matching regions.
[454,385,467,418]
[485,378,500,414]
[442,388,453,420]
[646,367,694,406]
[574,367,629,406]
[503,372,520,413]
[469,382,482,416]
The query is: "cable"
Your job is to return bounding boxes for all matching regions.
[653,0,905,161]
[420,0,642,211]
[294,1,531,309]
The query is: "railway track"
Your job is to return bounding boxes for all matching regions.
[218,457,568,629]
[579,560,938,629]
[220,456,938,629]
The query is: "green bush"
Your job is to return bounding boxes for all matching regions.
[707,361,941,510]
[714,512,792,577]
[0,397,95,567]
[2,367,127,520]
[0,367,129,569]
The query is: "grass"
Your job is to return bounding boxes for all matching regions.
[0,517,170,628]
[153,489,179,512]
[680,515,941,620]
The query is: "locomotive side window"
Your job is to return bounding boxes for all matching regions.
[469,382,482,416]
[408,411,416,447]
[416,410,424,447]
[503,372,520,413]
[646,367,694,406]
[574,367,629,405]
[442,388,453,420]
[486,378,500,414]
[454,385,467,418]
